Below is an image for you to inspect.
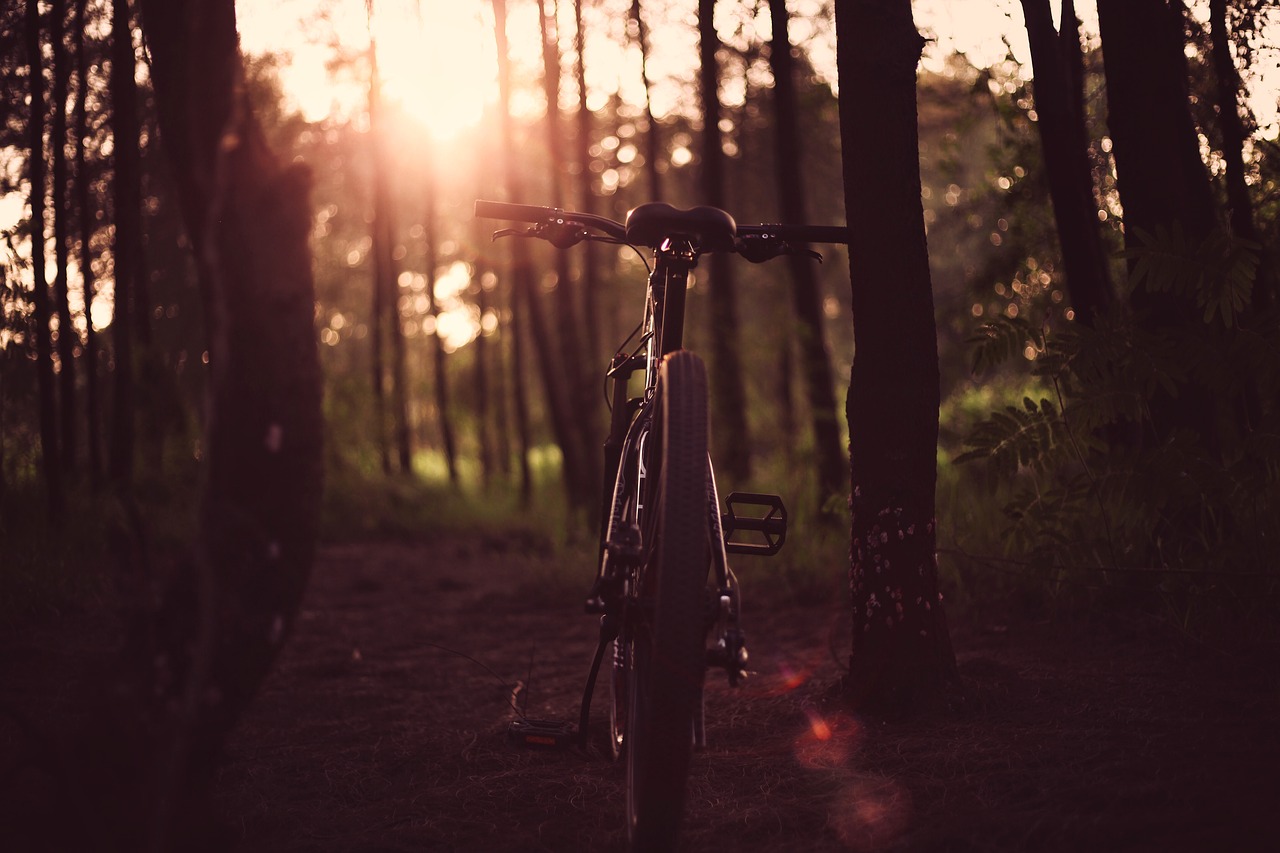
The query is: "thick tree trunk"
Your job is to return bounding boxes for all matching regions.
[1097,0,1218,252]
[108,0,137,489]
[93,1,324,847]
[834,0,956,717]
[1019,0,1114,326]
[29,0,65,518]
[698,0,751,483]
[768,0,845,511]
[1097,0,1224,452]
[74,0,103,486]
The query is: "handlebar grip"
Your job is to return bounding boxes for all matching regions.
[474,199,559,223]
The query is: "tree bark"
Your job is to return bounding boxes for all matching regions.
[834,0,957,717]
[1019,0,1114,326]
[574,0,602,367]
[29,0,65,518]
[97,1,325,847]
[1096,0,1224,453]
[629,0,662,201]
[423,158,459,485]
[492,0,542,507]
[698,0,751,483]
[366,16,410,474]
[51,0,79,473]
[768,0,845,511]
[539,0,599,511]
[1097,0,1218,253]
[74,0,103,486]
[108,0,138,489]
[1209,0,1273,311]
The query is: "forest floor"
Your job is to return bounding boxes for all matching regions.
[5,534,1280,852]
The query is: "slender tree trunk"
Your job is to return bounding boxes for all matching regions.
[1210,0,1273,311]
[29,0,65,519]
[89,1,325,847]
[423,160,458,485]
[834,0,957,717]
[366,13,390,474]
[698,0,751,482]
[768,0,845,510]
[492,0,537,506]
[1019,0,1114,326]
[574,0,602,367]
[51,0,79,474]
[472,249,495,489]
[74,0,102,486]
[539,0,599,510]
[365,14,411,474]
[108,0,137,489]
[629,0,662,201]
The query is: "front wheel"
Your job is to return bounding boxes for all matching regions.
[626,350,710,851]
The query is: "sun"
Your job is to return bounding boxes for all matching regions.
[373,2,497,139]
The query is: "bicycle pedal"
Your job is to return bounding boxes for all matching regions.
[507,718,577,750]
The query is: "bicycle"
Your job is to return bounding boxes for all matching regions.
[474,198,848,851]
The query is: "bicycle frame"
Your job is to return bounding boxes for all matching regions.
[475,197,840,850]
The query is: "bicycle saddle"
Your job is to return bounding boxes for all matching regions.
[625,203,737,252]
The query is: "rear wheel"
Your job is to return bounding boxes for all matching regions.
[625,350,710,851]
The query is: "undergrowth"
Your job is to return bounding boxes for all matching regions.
[948,226,1280,634]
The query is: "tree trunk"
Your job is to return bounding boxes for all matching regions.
[698,0,751,483]
[108,0,137,489]
[366,16,411,474]
[92,1,325,846]
[492,0,541,507]
[574,0,602,367]
[74,0,103,486]
[1019,0,1114,326]
[539,0,599,511]
[472,247,495,489]
[51,0,79,474]
[768,0,845,511]
[1096,0,1223,451]
[1097,0,1218,252]
[1209,0,1273,311]
[629,0,662,201]
[29,0,65,519]
[423,159,458,485]
[834,0,957,717]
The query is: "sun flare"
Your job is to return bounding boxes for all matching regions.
[373,2,496,138]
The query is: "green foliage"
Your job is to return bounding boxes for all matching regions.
[1124,224,1260,327]
[954,396,1070,476]
[952,226,1280,618]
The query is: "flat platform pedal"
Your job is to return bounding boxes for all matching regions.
[507,718,577,750]
[721,492,787,556]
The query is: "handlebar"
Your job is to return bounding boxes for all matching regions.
[473,199,848,260]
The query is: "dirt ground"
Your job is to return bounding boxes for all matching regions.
[5,536,1280,851]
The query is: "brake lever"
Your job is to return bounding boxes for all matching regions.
[491,223,588,249]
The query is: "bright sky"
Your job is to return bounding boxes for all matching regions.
[235,0,1279,138]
